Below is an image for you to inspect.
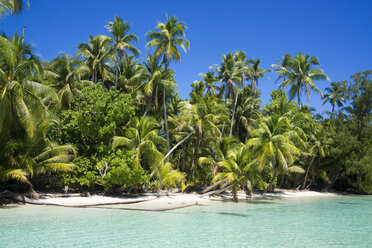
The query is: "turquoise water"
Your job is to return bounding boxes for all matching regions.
[1,196,372,247]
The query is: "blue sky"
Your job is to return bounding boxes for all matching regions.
[2,0,372,113]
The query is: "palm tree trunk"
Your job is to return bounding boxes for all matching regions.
[297,82,301,106]
[303,156,315,189]
[229,88,239,137]
[220,84,227,137]
[115,52,119,90]
[143,95,152,118]
[162,131,194,162]
[28,182,39,200]
[164,61,170,161]
[268,158,276,191]
[232,183,238,203]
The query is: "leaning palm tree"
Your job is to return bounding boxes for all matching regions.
[0,32,58,139]
[145,13,190,158]
[105,16,140,89]
[213,144,255,202]
[276,53,330,106]
[0,119,76,199]
[247,115,305,191]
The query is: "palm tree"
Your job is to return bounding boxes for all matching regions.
[322,82,346,114]
[0,0,26,16]
[171,94,227,180]
[0,119,76,199]
[247,115,305,191]
[248,58,270,90]
[76,35,114,86]
[213,144,254,202]
[112,116,166,170]
[46,53,92,109]
[276,53,330,106]
[145,14,190,159]
[302,123,329,189]
[117,55,145,93]
[215,53,242,136]
[200,71,219,95]
[139,53,163,117]
[105,16,140,89]
[271,53,292,82]
[0,32,58,139]
[112,116,184,190]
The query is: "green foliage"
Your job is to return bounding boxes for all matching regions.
[58,85,134,157]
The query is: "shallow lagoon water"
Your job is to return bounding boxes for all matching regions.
[1,196,372,247]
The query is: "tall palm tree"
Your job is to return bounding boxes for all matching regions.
[145,14,190,158]
[0,32,58,139]
[76,35,114,86]
[215,53,242,136]
[276,53,330,106]
[105,16,140,89]
[247,115,305,191]
[200,71,219,95]
[322,82,346,114]
[271,53,292,82]
[139,53,163,117]
[248,58,270,90]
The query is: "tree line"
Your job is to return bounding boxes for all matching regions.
[0,8,371,201]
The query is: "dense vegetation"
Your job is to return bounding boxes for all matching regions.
[1,3,371,200]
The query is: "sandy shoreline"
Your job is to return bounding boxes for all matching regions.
[6,190,341,210]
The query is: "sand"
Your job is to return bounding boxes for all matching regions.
[29,190,341,210]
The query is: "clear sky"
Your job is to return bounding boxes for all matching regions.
[2,0,372,113]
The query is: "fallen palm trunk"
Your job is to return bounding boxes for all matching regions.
[201,183,234,197]
[98,202,199,211]
[200,178,229,194]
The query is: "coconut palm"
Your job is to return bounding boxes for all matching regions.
[322,82,346,114]
[0,119,76,199]
[0,33,58,139]
[247,58,270,90]
[276,53,330,106]
[173,94,228,180]
[271,53,292,82]
[46,53,92,109]
[145,13,190,158]
[112,116,166,170]
[213,144,255,202]
[105,16,140,89]
[247,115,305,191]
[200,71,219,95]
[139,53,163,117]
[76,35,114,86]
[117,55,145,93]
[0,0,26,16]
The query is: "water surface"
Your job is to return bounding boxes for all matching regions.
[1,195,372,247]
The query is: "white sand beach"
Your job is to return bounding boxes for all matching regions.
[27,190,342,210]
